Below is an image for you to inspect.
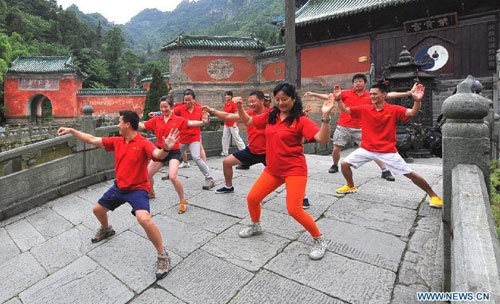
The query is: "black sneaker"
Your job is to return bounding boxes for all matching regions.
[235,165,250,170]
[303,196,310,209]
[328,164,338,173]
[215,186,234,194]
[381,170,395,181]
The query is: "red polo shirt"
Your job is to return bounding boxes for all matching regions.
[102,134,156,191]
[144,114,188,150]
[350,102,409,153]
[337,89,371,129]
[252,112,319,177]
[223,101,237,127]
[246,108,269,155]
[174,103,203,144]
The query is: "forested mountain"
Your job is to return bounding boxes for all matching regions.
[121,0,284,53]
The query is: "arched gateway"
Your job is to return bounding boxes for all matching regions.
[4,56,146,124]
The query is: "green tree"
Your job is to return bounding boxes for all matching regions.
[142,68,168,120]
[95,21,102,48]
[104,26,124,87]
[6,8,25,36]
[119,49,141,88]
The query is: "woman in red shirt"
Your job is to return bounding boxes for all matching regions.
[236,82,335,260]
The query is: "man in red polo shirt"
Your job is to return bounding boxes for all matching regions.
[334,83,443,208]
[140,95,208,214]
[204,91,269,193]
[306,74,414,181]
[57,110,179,279]
[220,91,246,156]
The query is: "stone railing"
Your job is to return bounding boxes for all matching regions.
[451,165,500,299]
[441,76,500,299]
[0,121,80,152]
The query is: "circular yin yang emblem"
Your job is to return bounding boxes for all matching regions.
[207,59,234,80]
[415,45,449,71]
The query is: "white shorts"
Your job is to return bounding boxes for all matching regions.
[343,148,413,175]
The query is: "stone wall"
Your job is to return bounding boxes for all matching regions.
[451,165,500,301]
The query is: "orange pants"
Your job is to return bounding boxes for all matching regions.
[247,170,321,237]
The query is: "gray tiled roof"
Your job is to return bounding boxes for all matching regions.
[77,88,147,96]
[296,0,419,26]
[140,73,170,84]
[257,45,285,58]
[8,56,79,74]
[162,34,265,51]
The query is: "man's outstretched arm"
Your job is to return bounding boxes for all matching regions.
[58,127,104,148]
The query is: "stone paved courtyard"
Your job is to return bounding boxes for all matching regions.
[0,150,443,304]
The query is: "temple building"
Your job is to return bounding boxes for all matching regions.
[4,56,146,124]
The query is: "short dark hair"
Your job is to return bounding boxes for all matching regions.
[370,82,388,93]
[352,73,367,83]
[224,91,233,97]
[249,90,265,100]
[159,95,174,108]
[119,110,139,130]
[183,89,195,99]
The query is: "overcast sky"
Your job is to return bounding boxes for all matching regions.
[57,0,187,24]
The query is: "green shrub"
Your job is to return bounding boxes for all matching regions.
[490,161,500,240]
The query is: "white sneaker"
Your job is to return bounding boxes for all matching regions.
[179,162,190,169]
[238,222,263,238]
[309,235,327,260]
[219,152,228,156]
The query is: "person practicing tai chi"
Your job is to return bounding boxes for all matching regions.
[235,82,336,260]
[174,89,216,190]
[141,95,208,213]
[203,91,269,194]
[57,110,179,279]
[305,74,414,180]
[334,82,443,208]
[220,91,246,156]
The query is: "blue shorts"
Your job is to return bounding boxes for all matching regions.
[98,182,150,216]
[233,146,266,167]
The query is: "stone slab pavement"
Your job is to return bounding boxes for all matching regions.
[0,149,443,304]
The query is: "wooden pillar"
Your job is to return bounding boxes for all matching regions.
[285,0,297,87]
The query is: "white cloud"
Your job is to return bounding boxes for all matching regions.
[57,0,185,24]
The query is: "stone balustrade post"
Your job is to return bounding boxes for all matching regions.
[441,75,491,291]
[80,102,97,176]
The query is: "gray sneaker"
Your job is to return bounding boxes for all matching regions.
[238,222,263,238]
[202,178,215,190]
[156,250,171,279]
[309,235,327,260]
[91,226,115,243]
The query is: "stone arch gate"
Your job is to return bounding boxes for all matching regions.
[4,56,84,124]
[27,94,52,123]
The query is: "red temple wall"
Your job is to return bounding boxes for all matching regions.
[301,40,371,77]
[183,56,256,82]
[76,95,146,116]
[261,61,285,81]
